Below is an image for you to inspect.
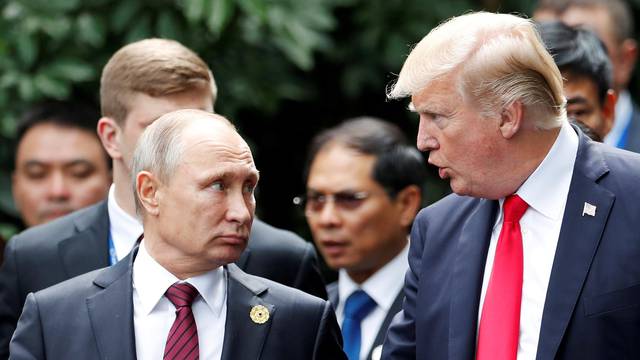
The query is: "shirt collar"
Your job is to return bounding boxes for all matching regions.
[510,120,578,220]
[132,241,226,316]
[107,184,143,254]
[605,90,632,146]
[338,242,409,311]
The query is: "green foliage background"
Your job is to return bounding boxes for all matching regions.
[1,0,638,240]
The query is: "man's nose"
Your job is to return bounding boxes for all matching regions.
[226,191,253,225]
[417,118,440,152]
[316,199,341,227]
[46,173,71,201]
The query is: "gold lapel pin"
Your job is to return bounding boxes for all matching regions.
[250,305,270,324]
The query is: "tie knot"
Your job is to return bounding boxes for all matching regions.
[503,195,529,223]
[165,282,199,309]
[343,290,376,321]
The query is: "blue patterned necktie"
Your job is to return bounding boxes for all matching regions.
[342,289,377,360]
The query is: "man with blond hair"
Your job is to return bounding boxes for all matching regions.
[381,12,640,359]
[0,38,326,358]
[9,110,345,360]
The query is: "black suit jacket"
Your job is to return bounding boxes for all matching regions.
[0,201,326,359]
[9,248,345,360]
[383,130,640,359]
[327,282,403,360]
[623,102,640,153]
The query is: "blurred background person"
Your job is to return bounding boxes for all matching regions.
[557,0,639,151]
[300,117,426,360]
[538,21,617,140]
[532,0,568,21]
[11,100,111,228]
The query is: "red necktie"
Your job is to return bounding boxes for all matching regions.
[164,282,200,360]
[476,195,529,360]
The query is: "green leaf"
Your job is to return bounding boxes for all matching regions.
[20,0,80,12]
[39,16,72,40]
[14,33,38,68]
[76,13,107,47]
[181,0,208,23]
[273,36,313,70]
[34,72,70,99]
[0,73,20,89]
[207,0,234,35]
[156,10,182,40]
[44,59,96,82]
[124,14,152,43]
[18,76,36,101]
[110,0,142,34]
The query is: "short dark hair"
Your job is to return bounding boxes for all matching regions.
[305,117,427,199]
[16,100,101,143]
[537,21,613,104]
[15,100,107,168]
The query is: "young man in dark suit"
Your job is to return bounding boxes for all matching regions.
[10,110,345,359]
[0,39,326,359]
[382,12,640,359]
[303,118,426,360]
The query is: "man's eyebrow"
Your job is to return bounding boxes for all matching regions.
[63,160,95,168]
[22,160,46,168]
[566,97,589,105]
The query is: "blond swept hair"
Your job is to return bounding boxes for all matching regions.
[388,12,565,129]
[100,38,217,124]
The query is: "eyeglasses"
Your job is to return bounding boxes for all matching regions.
[293,191,371,214]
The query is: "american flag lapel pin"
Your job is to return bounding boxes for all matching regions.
[582,202,596,217]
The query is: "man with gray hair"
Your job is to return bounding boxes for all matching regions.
[382,11,640,360]
[9,109,346,359]
[0,38,326,359]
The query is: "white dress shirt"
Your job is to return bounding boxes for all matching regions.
[478,121,578,360]
[605,90,632,147]
[133,241,227,360]
[107,184,143,261]
[337,243,409,360]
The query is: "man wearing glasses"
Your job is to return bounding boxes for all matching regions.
[299,117,426,360]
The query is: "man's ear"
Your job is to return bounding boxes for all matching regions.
[601,89,617,137]
[499,101,524,139]
[136,171,161,217]
[394,185,423,228]
[618,39,638,87]
[97,117,122,160]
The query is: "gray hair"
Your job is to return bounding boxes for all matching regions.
[130,109,233,217]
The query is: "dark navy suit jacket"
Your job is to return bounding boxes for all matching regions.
[383,128,640,359]
[9,248,345,360]
[0,203,326,359]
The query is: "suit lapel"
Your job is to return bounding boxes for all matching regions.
[59,201,110,278]
[449,199,498,360]
[366,290,404,360]
[86,247,137,360]
[221,264,274,360]
[536,137,613,360]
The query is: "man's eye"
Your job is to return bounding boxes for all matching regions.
[24,168,47,180]
[210,182,225,191]
[68,165,94,179]
[243,183,256,194]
